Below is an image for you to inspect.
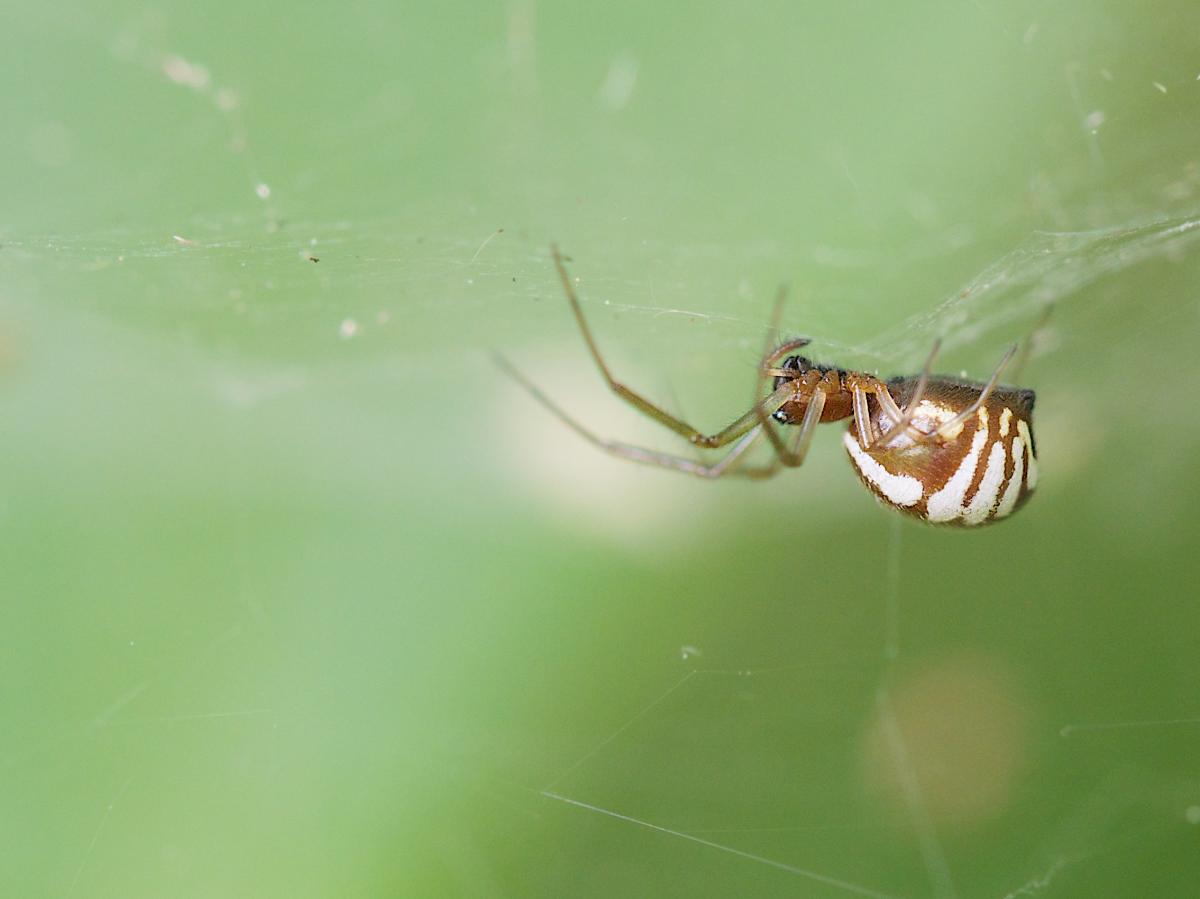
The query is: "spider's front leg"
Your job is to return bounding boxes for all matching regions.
[553,245,774,451]
[494,351,802,479]
[752,374,828,470]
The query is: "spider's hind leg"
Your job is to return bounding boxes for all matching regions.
[868,338,942,449]
[915,343,1017,443]
[1008,303,1054,384]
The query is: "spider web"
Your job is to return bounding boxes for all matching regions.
[515,209,1200,899]
[5,2,1200,898]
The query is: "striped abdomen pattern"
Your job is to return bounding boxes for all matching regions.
[842,379,1038,527]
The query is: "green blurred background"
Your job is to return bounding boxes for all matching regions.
[3,1,1200,896]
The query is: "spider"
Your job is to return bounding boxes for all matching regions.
[497,247,1039,526]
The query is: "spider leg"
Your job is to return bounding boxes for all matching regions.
[553,246,767,449]
[912,343,1017,444]
[870,383,906,427]
[762,337,813,369]
[764,284,787,353]
[752,334,816,461]
[1008,303,1054,383]
[868,338,942,449]
[582,426,766,479]
[747,286,828,466]
[758,386,827,468]
[846,381,912,448]
[722,408,820,479]
[494,352,793,479]
[911,308,1047,446]
[851,385,875,447]
[758,283,815,364]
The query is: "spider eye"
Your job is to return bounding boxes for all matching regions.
[774,355,812,391]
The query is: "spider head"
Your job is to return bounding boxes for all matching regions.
[771,355,821,424]
[773,353,835,387]
[776,354,814,377]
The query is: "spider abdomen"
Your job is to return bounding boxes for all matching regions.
[842,378,1038,526]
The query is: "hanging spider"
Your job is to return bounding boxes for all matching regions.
[497,247,1039,526]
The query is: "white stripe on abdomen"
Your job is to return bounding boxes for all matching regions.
[842,431,923,507]
[994,435,1025,519]
[1018,420,1038,490]
[926,408,990,523]
[963,439,1008,525]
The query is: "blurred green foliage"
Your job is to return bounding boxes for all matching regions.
[3,1,1200,896]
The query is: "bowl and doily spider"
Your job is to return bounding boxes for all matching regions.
[497,247,1039,526]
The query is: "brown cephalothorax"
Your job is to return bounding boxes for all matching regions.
[496,246,1040,527]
